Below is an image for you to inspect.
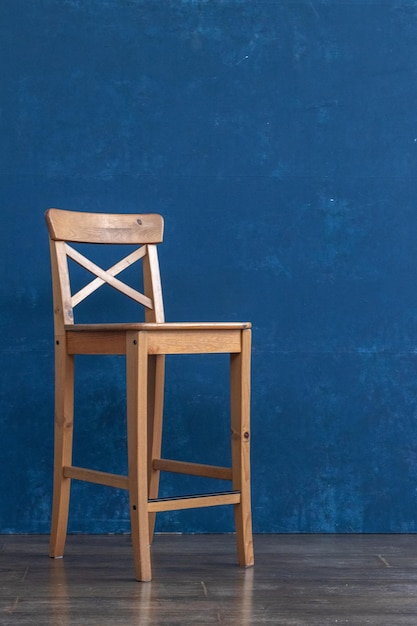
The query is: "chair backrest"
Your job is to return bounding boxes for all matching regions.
[45,208,165,333]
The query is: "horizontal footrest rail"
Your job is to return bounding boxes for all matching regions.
[63,467,240,513]
[63,461,240,513]
[148,491,241,513]
[153,458,233,480]
[63,466,129,490]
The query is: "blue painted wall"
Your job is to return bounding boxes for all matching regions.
[2,0,417,534]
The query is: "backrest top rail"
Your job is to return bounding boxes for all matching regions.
[45,208,164,244]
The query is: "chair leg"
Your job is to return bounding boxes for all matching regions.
[50,347,74,558]
[126,331,152,582]
[147,354,165,544]
[230,328,254,568]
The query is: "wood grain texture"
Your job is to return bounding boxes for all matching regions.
[45,209,253,580]
[3,534,417,625]
[45,209,164,244]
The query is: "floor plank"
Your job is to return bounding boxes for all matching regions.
[1,534,417,624]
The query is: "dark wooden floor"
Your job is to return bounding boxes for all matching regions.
[2,534,417,624]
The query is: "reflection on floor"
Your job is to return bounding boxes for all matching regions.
[2,533,417,625]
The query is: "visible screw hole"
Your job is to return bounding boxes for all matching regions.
[244,432,250,439]
[137,219,142,225]
[132,505,137,511]
[56,340,59,345]
[133,340,137,345]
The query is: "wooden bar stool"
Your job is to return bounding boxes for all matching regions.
[45,208,254,581]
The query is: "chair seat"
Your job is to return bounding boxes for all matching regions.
[64,322,252,356]
[65,321,251,331]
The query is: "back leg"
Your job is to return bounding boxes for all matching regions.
[50,347,74,558]
[147,354,165,543]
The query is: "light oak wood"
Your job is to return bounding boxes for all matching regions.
[231,328,254,567]
[70,246,148,307]
[153,458,233,480]
[45,208,254,581]
[146,353,165,542]
[146,329,242,354]
[126,330,152,582]
[45,208,164,244]
[143,244,165,323]
[147,492,241,513]
[65,324,248,355]
[49,341,74,558]
[66,243,152,308]
[63,466,129,490]
[66,321,251,330]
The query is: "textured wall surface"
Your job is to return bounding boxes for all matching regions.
[2,0,417,533]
